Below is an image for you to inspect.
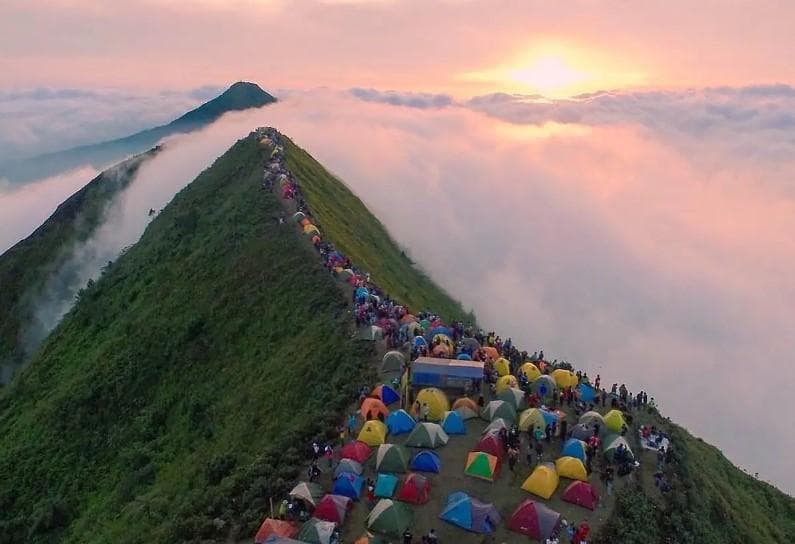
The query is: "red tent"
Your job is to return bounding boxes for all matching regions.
[508,499,561,541]
[475,433,505,459]
[561,481,599,510]
[314,494,353,524]
[341,441,372,463]
[396,473,430,505]
[254,518,299,543]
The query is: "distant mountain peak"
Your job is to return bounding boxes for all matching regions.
[172,81,276,126]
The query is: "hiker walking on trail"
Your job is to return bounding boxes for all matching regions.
[325,444,334,470]
[311,442,320,461]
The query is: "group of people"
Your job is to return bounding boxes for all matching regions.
[257,127,672,544]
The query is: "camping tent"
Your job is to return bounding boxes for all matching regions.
[372,384,400,405]
[603,435,634,463]
[497,387,527,410]
[561,439,588,462]
[410,451,441,473]
[480,400,517,423]
[475,433,505,459]
[334,459,363,477]
[481,346,499,362]
[518,408,547,433]
[456,353,472,360]
[255,519,299,543]
[508,499,562,541]
[555,456,588,481]
[367,499,413,537]
[570,424,594,442]
[314,494,353,525]
[333,472,364,500]
[577,383,597,403]
[551,369,578,388]
[561,481,599,510]
[431,344,451,357]
[521,463,559,499]
[289,482,323,508]
[439,492,501,534]
[518,362,541,382]
[603,409,626,433]
[405,422,449,448]
[397,473,430,505]
[358,420,388,446]
[494,358,511,377]
[416,388,450,421]
[464,451,500,482]
[382,351,406,372]
[360,398,390,421]
[483,418,510,436]
[495,374,518,394]
[340,441,372,463]
[374,473,399,498]
[441,410,466,435]
[386,409,416,435]
[531,375,557,398]
[452,397,479,412]
[375,444,410,473]
[579,411,605,427]
[455,406,479,420]
[297,519,335,544]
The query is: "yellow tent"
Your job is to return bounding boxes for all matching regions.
[551,369,578,389]
[494,357,511,377]
[518,408,547,433]
[521,463,559,499]
[518,362,541,382]
[358,420,387,446]
[303,224,320,236]
[416,388,450,421]
[603,410,626,433]
[555,456,588,481]
[495,375,518,394]
[432,334,454,349]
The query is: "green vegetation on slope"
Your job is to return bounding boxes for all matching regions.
[0,135,374,543]
[596,412,794,544]
[284,137,474,324]
[0,148,158,380]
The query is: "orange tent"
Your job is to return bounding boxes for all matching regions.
[401,314,417,324]
[482,347,499,362]
[255,518,298,543]
[452,397,479,412]
[361,397,390,420]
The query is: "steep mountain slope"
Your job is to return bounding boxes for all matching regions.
[0,148,160,382]
[0,82,275,184]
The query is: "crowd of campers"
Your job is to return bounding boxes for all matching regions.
[252,128,674,544]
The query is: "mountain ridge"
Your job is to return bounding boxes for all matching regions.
[0,82,275,184]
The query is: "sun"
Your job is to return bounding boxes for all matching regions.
[505,55,588,97]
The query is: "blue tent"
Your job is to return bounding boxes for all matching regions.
[541,409,559,425]
[333,472,364,500]
[427,326,453,340]
[441,411,466,435]
[413,336,428,348]
[578,384,596,403]
[561,438,587,462]
[410,451,441,473]
[439,492,501,534]
[376,384,401,405]
[386,409,417,435]
[456,353,473,360]
[374,473,399,498]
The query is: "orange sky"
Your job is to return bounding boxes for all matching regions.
[1,0,794,95]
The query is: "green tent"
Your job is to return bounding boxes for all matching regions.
[480,400,517,424]
[603,434,634,463]
[497,387,527,410]
[367,499,413,537]
[375,444,410,473]
[382,351,406,372]
[404,422,449,449]
[464,451,499,481]
[297,518,336,544]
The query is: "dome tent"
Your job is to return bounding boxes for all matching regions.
[360,398,390,421]
[518,362,541,382]
[288,482,323,508]
[410,450,442,473]
[372,384,400,405]
[555,456,588,481]
[333,471,365,500]
[255,519,298,543]
[497,387,527,410]
[367,499,413,537]
[579,411,605,427]
[603,409,627,433]
[375,444,410,473]
[358,420,388,446]
[494,357,511,377]
[382,351,406,372]
[386,409,416,435]
[396,473,431,505]
[297,519,335,544]
[464,451,500,482]
[521,463,559,499]
[495,375,518,394]
[439,491,501,534]
[508,499,562,541]
[374,473,399,498]
[551,368,578,388]
[416,388,450,421]
[313,494,353,524]
[480,400,517,423]
[561,481,599,510]
[404,422,449,449]
[561,439,588,462]
[340,441,372,463]
[441,410,466,435]
[334,458,363,477]
[518,408,547,433]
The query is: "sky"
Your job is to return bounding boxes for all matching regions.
[1,0,794,494]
